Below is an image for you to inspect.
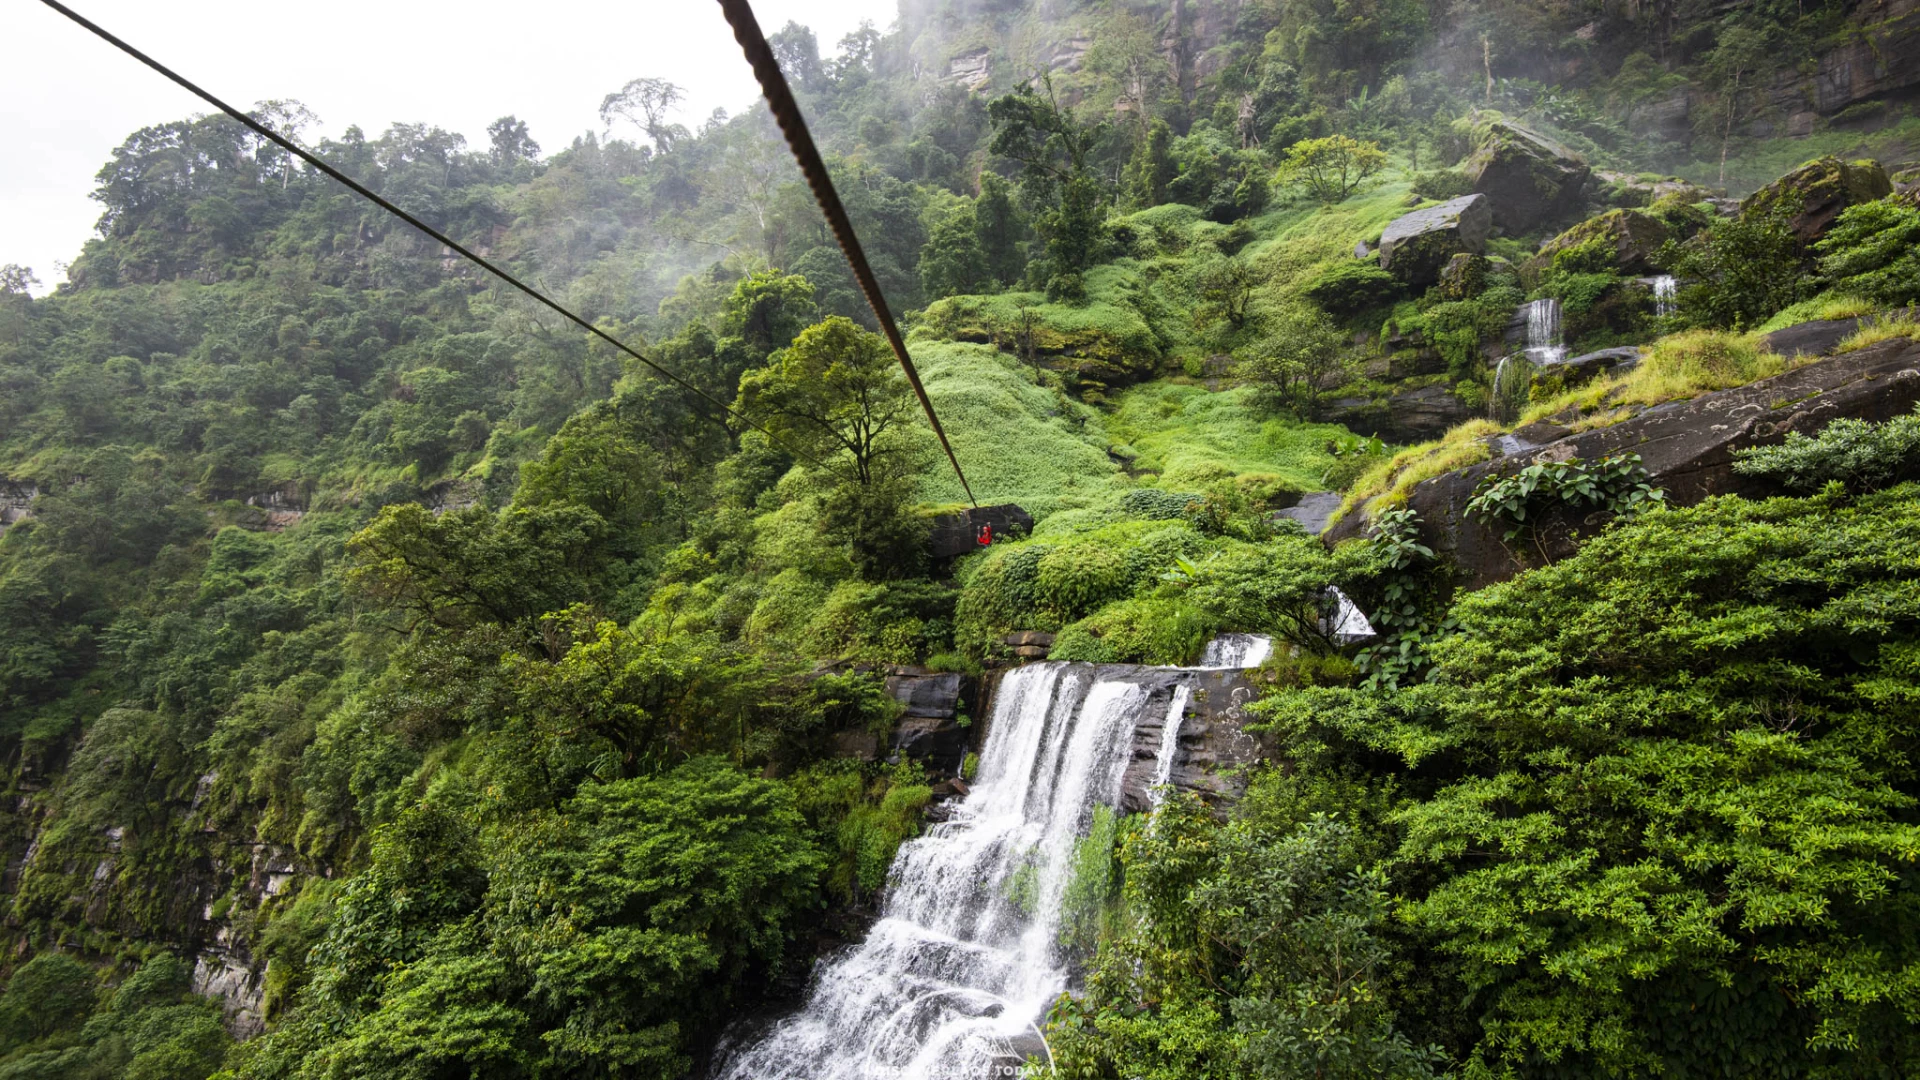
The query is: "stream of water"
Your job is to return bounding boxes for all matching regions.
[714,637,1276,1079]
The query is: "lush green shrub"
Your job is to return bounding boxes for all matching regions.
[1050,595,1217,665]
[1733,406,1920,492]
[1662,203,1813,329]
[1815,198,1920,307]
[1410,168,1473,200]
[1256,484,1920,1075]
[1119,488,1203,520]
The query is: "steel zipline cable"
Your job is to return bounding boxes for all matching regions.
[714,0,980,508]
[33,0,860,483]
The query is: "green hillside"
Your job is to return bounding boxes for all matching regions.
[4,0,1920,1076]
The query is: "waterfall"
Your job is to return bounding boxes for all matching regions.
[1652,275,1677,317]
[1522,297,1566,366]
[1197,633,1273,669]
[1492,298,1563,421]
[715,664,1156,1080]
[1148,684,1194,804]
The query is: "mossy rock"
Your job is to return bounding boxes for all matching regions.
[1378,194,1492,287]
[1740,156,1893,242]
[1438,253,1490,300]
[1464,122,1592,233]
[1523,209,1671,280]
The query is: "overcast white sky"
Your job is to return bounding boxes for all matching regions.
[2,0,899,294]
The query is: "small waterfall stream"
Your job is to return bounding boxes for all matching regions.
[1652,275,1677,317]
[1492,298,1565,422]
[715,637,1275,1079]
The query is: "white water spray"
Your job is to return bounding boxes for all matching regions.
[1652,275,1677,318]
[715,665,1151,1080]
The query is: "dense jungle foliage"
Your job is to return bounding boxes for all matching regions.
[3,0,1920,1076]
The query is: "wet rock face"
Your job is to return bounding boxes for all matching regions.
[1465,123,1591,234]
[885,670,972,774]
[1536,346,1642,387]
[1328,337,1920,589]
[1741,156,1893,242]
[1377,194,1492,286]
[0,479,36,527]
[1326,383,1479,444]
[1524,209,1670,279]
[1115,668,1264,813]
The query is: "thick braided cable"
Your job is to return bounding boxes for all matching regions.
[715,0,980,507]
[36,0,853,483]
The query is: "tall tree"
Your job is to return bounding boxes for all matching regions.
[735,316,913,487]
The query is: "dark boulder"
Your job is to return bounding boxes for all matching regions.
[1465,122,1592,233]
[1741,156,1892,242]
[1762,310,1915,358]
[1274,492,1343,535]
[927,503,1035,560]
[1523,209,1670,279]
[1535,346,1642,386]
[1327,336,1920,589]
[1377,194,1491,286]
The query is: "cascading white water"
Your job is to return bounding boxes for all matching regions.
[714,664,1153,1080]
[1492,298,1564,421]
[1522,297,1566,366]
[1652,275,1677,317]
[1198,633,1272,669]
[1148,684,1194,805]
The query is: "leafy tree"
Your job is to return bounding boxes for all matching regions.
[1260,484,1920,1075]
[1662,203,1811,328]
[598,77,688,150]
[1193,255,1259,333]
[1123,119,1176,208]
[345,503,609,632]
[973,171,1026,288]
[735,316,914,487]
[1278,136,1388,203]
[719,269,817,360]
[919,201,991,298]
[1234,305,1351,415]
[987,81,1111,282]
[486,115,540,166]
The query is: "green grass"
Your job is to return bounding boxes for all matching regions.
[1107,382,1349,497]
[909,341,1131,518]
[1755,293,1881,333]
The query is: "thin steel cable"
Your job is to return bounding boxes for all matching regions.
[36,0,851,482]
[714,0,980,507]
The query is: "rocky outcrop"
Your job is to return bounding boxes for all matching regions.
[946,47,991,92]
[1465,123,1591,234]
[0,479,36,527]
[1741,156,1893,242]
[927,504,1035,559]
[1536,346,1642,387]
[1328,337,1920,588]
[1275,492,1342,535]
[1762,4,1920,123]
[1763,308,1917,359]
[1326,382,1479,443]
[1377,194,1491,286]
[1116,667,1263,812]
[1524,209,1669,279]
[885,669,972,774]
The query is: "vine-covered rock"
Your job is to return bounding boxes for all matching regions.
[1739,155,1893,241]
[1377,194,1491,286]
[1464,122,1591,233]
